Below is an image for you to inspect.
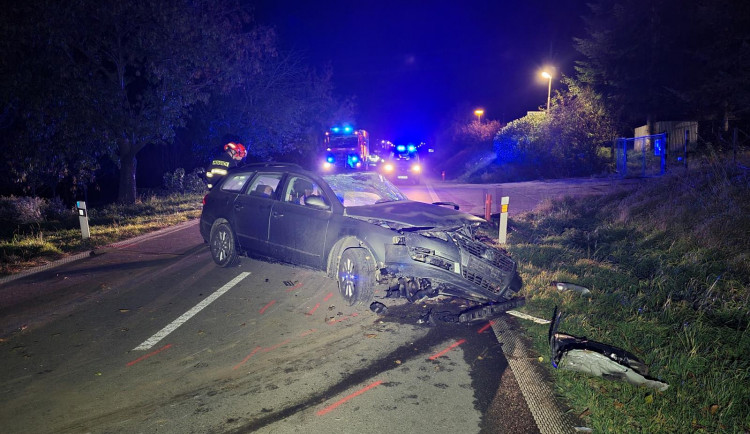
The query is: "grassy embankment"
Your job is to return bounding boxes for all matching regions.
[0,193,205,276]
[502,158,749,432]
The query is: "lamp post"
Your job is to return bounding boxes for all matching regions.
[474,109,484,123]
[541,71,552,111]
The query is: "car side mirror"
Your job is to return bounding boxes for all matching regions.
[304,195,331,210]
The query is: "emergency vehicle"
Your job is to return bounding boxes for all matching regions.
[320,126,370,172]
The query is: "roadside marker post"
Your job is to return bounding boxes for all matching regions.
[76,201,90,239]
[498,196,509,244]
[484,192,492,221]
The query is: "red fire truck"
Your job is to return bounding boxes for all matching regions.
[320,126,370,172]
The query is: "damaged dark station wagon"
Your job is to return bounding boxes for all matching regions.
[200,162,522,311]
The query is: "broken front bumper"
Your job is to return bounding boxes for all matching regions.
[383,232,521,303]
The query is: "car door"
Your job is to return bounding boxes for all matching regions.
[232,172,283,256]
[268,175,332,269]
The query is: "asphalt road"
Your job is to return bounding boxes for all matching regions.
[0,178,641,433]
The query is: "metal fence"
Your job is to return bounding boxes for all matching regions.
[615,133,667,177]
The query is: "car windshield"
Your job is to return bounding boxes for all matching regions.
[323,172,408,207]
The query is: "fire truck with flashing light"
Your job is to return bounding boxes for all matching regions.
[320,126,370,172]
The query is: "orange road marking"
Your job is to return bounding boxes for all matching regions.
[259,300,276,314]
[429,339,467,360]
[232,346,262,370]
[317,380,383,416]
[307,303,321,315]
[127,344,172,367]
[477,320,495,334]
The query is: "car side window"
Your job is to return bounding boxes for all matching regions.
[283,176,324,206]
[246,173,282,199]
[221,173,252,193]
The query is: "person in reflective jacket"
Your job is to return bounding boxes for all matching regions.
[206,142,246,189]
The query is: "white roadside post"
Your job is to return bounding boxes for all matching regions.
[498,196,509,244]
[76,201,90,239]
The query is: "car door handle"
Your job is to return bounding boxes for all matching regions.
[272,211,284,218]
[234,203,243,211]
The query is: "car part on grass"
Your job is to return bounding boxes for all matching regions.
[548,306,669,391]
[551,281,591,296]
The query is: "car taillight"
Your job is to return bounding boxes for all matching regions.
[202,194,208,205]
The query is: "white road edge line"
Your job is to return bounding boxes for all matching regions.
[507,310,551,325]
[425,182,440,203]
[133,272,251,351]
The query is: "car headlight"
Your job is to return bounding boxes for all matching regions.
[383,163,394,172]
[412,164,421,173]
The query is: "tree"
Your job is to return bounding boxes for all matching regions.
[575,0,750,132]
[494,78,616,178]
[0,0,275,203]
[574,0,690,131]
[188,55,355,168]
[545,78,617,176]
[0,2,103,198]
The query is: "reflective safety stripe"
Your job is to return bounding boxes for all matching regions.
[211,168,228,176]
[211,160,230,167]
[206,172,214,178]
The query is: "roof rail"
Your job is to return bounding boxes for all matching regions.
[241,162,304,170]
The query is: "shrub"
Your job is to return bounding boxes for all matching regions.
[162,168,185,193]
[0,196,44,225]
[185,168,206,193]
[163,168,206,194]
[42,197,74,222]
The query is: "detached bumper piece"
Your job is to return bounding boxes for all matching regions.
[548,306,669,391]
[457,297,526,323]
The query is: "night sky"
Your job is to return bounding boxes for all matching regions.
[254,1,588,144]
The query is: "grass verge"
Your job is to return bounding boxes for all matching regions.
[499,159,750,432]
[0,192,204,276]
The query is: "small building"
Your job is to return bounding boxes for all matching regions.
[634,121,698,153]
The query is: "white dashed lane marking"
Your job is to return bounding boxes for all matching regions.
[133,272,251,351]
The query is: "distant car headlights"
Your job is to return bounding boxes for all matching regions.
[411,164,421,173]
[383,163,394,172]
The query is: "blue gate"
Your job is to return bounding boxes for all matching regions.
[615,133,667,177]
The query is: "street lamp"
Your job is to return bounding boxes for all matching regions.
[474,109,484,123]
[541,71,552,111]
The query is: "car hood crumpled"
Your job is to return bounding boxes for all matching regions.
[344,200,484,230]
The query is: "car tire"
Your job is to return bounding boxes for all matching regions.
[209,222,240,267]
[337,248,375,306]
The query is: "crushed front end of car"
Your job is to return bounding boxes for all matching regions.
[382,222,523,306]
